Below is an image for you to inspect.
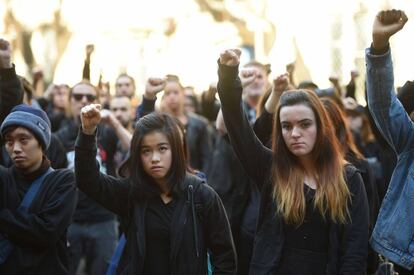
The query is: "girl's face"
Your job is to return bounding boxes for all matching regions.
[280,104,318,158]
[140,131,172,185]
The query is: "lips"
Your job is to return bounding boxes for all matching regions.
[151,166,163,171]
[13,156,26,162]
[291,142,304,147]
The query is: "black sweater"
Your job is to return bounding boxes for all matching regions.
[75,130,237,275]
[217,61,369,275]
[0,167,77,274]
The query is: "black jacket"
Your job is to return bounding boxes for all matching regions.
[0,167,77,274]
[217,62,369,275]
[75,130,237,275]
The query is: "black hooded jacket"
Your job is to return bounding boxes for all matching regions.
[75,130,237,275]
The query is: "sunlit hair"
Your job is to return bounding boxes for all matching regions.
[118,112,187,199]
[321,97,364,160]
[165,74,184,91]
[271,90,350,225]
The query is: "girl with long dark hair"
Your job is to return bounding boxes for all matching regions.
[75,104,236,275]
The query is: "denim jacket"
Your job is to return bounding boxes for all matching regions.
[366,48,414,270]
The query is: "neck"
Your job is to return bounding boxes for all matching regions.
[155,179,170,195]
[246,95,259,109]
[298,155,314,175]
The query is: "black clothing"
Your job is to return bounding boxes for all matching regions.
[217,61,369,275]
[0,66,24,166]
[57,120,117,223]
[253,109,273,148]
[143,197,177,275]
[75,130,237,275]
[284,185,329,253]
[46,103,67,132]
[0,165,77,274]
[0,65,24,126]
[207,133,257,275]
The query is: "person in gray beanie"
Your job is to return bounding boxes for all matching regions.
[1,104,51,150]
[0,103,77,274]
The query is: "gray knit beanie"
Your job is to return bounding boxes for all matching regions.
[1,104,51,149]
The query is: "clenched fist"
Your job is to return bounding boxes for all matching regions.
[219,49,241,67]
[145,77,166,100]
[372,9,408,51]
[81,104,102,135]
[0,39,12,69]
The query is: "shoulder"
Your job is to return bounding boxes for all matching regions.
[46,168,75,186]
[343,164,365,194]
[183,173,218,204]
[187,113,209,127]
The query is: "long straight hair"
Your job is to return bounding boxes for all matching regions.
[321,97,364,160]
[271,90,350,225]
[119,112,187,199]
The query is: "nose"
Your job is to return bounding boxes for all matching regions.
[12,142,22,153]
[81,95,89,104]
[151,152,160,163]
[291,126,301,138]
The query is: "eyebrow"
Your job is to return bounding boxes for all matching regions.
[282,118,312,122]
[141,142,170,148]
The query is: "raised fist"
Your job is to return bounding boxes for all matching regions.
[0,39,12,69]
[86,44,95,56]
[80,104,102,135]
[219,49,241,67]
[145,77,166,99]
[372,9,408,50]
[240,68,257,88]
[273,73,290,93]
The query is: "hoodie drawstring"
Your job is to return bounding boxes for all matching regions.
[188,184,200,258]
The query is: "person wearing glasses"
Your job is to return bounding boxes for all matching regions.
[56,81,120,275]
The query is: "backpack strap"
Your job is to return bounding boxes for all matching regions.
[106,234,127,275]
[18,167,54,212]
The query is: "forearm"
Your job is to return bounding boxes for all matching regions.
[111,119,132,151]
[217,62,272,187]
[366,48,414,153]
[0,65,24,124]
[264,90,280,114]
[75,130,129,215]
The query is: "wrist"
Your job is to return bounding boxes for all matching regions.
[144,92,157,100]
[82,126,97,135]
[372,34,389,51]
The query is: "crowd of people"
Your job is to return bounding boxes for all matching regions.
[0,8,413,275]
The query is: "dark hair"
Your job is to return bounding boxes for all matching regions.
[320,97,364,160]
[119,112,187,199]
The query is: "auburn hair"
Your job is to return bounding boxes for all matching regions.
[271,90,350,225]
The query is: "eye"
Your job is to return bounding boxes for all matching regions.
[301,121,312,128]
[141,148,150,155]
[281,124,291,130]
[159,146,169,152]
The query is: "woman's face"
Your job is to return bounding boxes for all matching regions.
[140,131,172,185]
[280,104,317,158]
